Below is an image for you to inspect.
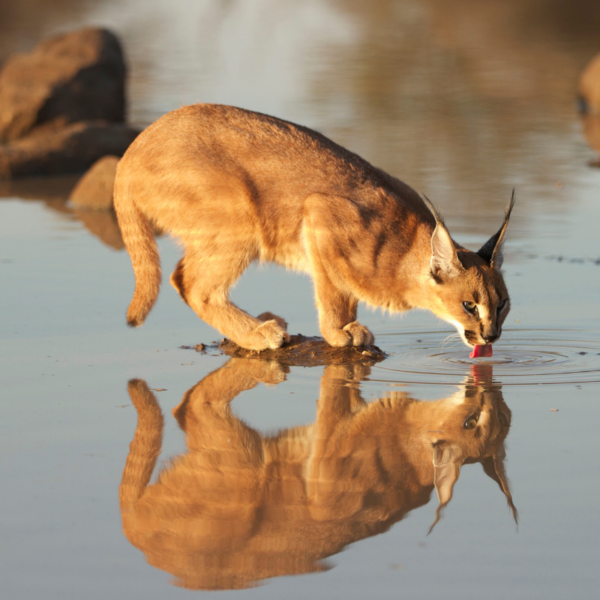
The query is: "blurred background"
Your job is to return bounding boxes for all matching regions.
[3,0,600,226]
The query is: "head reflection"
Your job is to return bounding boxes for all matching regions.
[120,359,515,590]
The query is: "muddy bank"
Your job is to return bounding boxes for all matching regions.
[215,334,387,367]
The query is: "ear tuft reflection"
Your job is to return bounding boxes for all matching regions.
[120,360,515,590]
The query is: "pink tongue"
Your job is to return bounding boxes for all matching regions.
[470,344,493,358]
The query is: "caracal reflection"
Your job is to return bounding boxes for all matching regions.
[120,359,516,590]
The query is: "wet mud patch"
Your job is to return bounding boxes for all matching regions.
[216,334,387,367]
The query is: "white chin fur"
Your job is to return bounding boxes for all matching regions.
[447,319,473,348]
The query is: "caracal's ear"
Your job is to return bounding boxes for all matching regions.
[476,190,516,269]
[420,193,464,280]
[481,444,519,526]
[428,443,464,534]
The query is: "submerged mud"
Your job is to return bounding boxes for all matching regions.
[217,334,387,367]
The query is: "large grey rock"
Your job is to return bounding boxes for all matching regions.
[0,27,126,143]
[0,120,138,179]
[0,27,139,179]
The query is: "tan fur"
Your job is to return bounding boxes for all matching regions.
[114,104,514,350]
[120,359,515,590]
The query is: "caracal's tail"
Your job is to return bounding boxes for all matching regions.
[113,163,161,327]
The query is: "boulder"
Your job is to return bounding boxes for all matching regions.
[579,53,600,114]
[0,27,126,142]
[0,173,80,202]
[0,120,138,179]
[0,27,139,179]
[69,155,119,209]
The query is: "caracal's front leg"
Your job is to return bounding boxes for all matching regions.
[304,194,375,347]
[314,275,373,347]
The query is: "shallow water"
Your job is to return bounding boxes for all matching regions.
[374,328,600,385]
[2,1,600,598]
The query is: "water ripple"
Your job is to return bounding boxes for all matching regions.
[372,329,600,386]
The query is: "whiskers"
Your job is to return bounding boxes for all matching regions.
[440,332,462,351]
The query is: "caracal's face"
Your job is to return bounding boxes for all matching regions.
[430,250,510,349]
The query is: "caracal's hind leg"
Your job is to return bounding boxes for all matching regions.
[170,248,289,351]
[304,195,374,347]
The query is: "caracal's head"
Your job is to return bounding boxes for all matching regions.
[421,193,515,349]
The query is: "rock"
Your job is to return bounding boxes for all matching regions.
[0,27,126,143]
[0,120,138,179]
[218,334,387,367]
[0,27,138,179]
[69,155,119,209]
[0,173,80,202]
[579,53,600,114]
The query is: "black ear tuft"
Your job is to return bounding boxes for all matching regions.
[477,190,515,268]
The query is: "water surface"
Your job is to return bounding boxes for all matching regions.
[1,1,600,598]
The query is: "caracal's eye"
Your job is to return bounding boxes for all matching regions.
[463,414,479,430]
[498,411,509,426]
[463,301,477,314]
[497,298,507,312]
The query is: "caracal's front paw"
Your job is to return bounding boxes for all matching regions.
[343,321,374,346]
[246,319,290,350]
[323,321,375,347]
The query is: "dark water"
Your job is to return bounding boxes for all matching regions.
[1,1,600,598]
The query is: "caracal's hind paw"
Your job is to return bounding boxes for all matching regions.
[342,321,375,346]
[257,311,288,331]
[245,319,290,350]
